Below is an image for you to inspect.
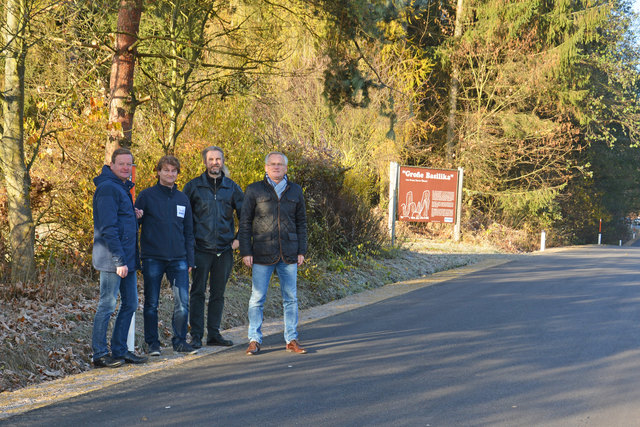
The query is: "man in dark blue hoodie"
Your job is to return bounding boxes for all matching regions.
[91,148,147,368]
[136,155,197,356]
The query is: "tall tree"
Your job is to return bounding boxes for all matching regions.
[135,0,294,154]
[556,0,640,243]
[445,0,624,231]
[445,0,465,161]
[1,0,119,280]
[1,0,36,282]
[105,0,142,163]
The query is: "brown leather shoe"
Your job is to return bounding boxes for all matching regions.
[246,341,260,355]
[285,340,307,354]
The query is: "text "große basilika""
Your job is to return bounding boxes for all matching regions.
[401,170,454,180]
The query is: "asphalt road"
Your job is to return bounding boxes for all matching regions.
[5,246,640,426]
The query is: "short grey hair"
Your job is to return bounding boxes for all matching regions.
[202,146,225,163]
[264,151,288,166]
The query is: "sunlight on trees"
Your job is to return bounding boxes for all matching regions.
[0,0,639,282]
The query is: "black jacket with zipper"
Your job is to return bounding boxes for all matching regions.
[239,175,307,265]
[183,171,243,253]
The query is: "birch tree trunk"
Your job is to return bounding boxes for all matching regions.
[1,0,36,282]
[105,0,143,164]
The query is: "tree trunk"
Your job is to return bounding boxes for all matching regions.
[164,6,181,156]
[166,34,179,156]
[105,0,143,164]
[1,0,36,282]
[445,0,465,162]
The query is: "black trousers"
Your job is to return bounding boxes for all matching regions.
[189,248,233,340]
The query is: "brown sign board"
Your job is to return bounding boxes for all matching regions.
[397,166,459,223]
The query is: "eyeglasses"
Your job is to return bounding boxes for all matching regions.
[267,163,285,167]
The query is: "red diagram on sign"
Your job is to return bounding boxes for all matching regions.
[400,190,430,219]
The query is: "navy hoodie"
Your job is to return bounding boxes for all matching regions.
[135,182,195,267]
[92,165,139,272]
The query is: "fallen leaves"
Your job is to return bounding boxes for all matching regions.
[0,276,154,393]
[0,291,96,393]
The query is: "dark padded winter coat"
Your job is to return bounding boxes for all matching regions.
[239,176,307,265]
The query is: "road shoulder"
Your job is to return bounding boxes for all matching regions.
[0,257,511,419]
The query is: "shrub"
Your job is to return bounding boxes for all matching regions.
[283,142,387,260]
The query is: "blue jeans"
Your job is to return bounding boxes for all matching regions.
[142,258,190,347]
[248,261,299,344]
[91,271,138,359]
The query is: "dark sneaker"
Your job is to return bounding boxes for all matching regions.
[285,340,307,354]
[207,334,233,347]
[121,351,148,364]
[93,354,124,368]
[246,341,260,356]
[191,337,202,349]
[174,342,198,355]
[148,344,161,356]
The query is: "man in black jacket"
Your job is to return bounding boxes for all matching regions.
[239,151,308,355]
[183,146,243,349]
[136,156,196,356]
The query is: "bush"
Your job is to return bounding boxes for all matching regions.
[283,142,387,260]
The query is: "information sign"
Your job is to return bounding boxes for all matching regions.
[397,166,459,223]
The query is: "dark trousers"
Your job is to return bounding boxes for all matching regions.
[190,248,233,340]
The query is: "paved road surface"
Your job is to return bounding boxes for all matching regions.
[4,246,640,426]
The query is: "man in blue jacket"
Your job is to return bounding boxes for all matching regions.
[91,148,147,368]
[136,156,197,356]
[183,146,244,349]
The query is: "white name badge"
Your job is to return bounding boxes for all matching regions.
[176,205,186,218]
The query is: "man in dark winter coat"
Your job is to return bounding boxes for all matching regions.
[91,148,147,368]
[136,155,196,356]
[239,151,308,356]
[183,146,243,349]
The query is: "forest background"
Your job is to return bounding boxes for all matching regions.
[0,0,639,391]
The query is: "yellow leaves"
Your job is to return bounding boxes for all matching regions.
[379,41,434,96]
[379,19,406,41]
[106,121,123,131]
[89,96,103,110]
[26,133,38,146]
[87,96,107,122]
